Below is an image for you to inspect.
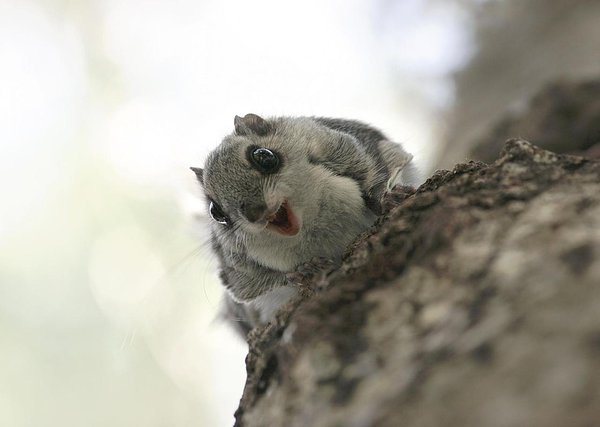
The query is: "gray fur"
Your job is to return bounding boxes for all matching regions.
[195,115,417,336]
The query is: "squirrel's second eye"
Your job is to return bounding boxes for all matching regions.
[249,147,280,174]
[209,201,229,225]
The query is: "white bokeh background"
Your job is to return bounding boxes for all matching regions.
[0,0,475,425]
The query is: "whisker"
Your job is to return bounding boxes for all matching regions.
[163,243,210,279]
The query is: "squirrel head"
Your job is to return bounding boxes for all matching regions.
[192,115,377,271]
[193,114,309,239]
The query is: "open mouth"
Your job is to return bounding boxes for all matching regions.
[266,201,300,236]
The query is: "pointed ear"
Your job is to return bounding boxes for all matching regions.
[234,113,272,136]
[190,167,204,185]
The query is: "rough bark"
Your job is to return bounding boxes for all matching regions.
[233,139,600,427]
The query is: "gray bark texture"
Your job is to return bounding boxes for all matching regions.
[437,0,600,169]
[469,79,600,162]
[233,137,600,427]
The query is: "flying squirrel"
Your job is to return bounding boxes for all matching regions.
[191,114,419,337]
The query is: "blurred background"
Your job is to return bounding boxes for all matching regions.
[1,0,599,425]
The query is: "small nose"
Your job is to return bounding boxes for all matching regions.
[241,202,267,223]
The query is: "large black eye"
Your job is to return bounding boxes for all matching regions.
[209,201,229,225]
[248,147,280,174]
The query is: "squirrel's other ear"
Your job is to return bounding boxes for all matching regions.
[190,167,204,185]
[234,113,272,136]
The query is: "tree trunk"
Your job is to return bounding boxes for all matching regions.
[236,73,600,427]
[233,101,600,427]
